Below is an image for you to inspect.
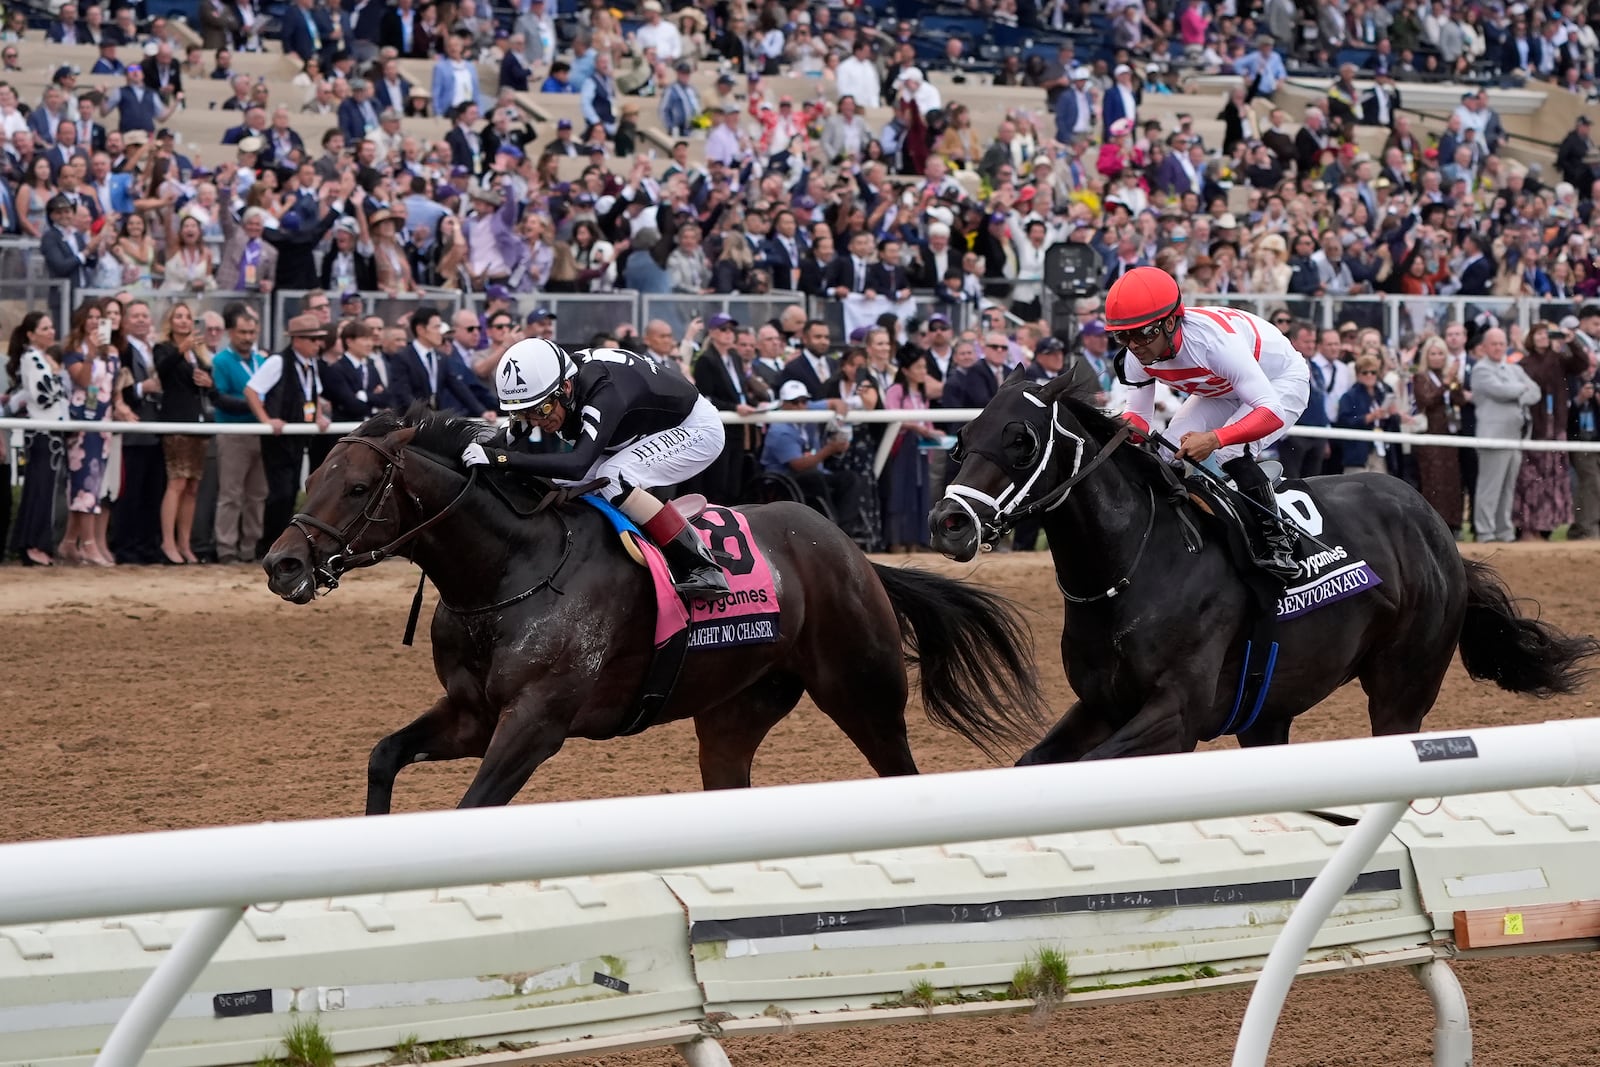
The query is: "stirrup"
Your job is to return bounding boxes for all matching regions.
[675,567,731,603]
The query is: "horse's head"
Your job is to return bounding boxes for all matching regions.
[263,419,425,603]
[929,372,1109,562]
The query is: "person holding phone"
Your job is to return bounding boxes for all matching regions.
[1334,353,1395,474]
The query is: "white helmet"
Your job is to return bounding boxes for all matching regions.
[495,337,572,412]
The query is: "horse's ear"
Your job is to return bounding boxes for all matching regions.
[1002,366,1030,389]
[1036,372,1078,403]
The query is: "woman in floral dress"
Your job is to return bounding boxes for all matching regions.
[61,300,117,566]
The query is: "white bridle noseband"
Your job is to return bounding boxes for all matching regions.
[941,394,1085,550]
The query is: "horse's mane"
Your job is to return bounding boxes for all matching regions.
[1056,393,1174,487]
[352,402,492,462]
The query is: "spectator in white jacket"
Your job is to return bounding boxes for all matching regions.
[836,38,882,108]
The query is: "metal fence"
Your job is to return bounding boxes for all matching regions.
[458,291,639,349]
[273,288,464,347]
[641,292,807,340]
[1188,293,1596,348]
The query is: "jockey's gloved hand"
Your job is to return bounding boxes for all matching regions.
[461,443,490,467]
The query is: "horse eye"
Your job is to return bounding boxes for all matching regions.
[349,483,369,498]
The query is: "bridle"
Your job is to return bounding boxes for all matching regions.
[288,434,478,592]
[941,392,1133,552]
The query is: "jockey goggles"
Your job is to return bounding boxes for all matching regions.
[1108,320,1167,348]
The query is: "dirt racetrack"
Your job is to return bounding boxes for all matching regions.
[3,545,1600,1066]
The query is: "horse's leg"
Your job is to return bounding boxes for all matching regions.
[456,691,572,808]
[1078,690,1192,760]
[1359,652,1449,736]
[804,638,919,777]
[694,673,806,789]
[1016,701,1116,765]
[366,695,492,815]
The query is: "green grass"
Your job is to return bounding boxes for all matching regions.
[255,1018,336,1067]
[1010,946,1070,1005]
[904,978,938,1010]
[384,1035,487,1064]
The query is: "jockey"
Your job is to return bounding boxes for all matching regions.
[1105,266,1310,580]
[461,337,732,604]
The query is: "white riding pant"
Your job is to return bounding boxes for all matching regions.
[1163,364,1310,465]
[560,395,726,502]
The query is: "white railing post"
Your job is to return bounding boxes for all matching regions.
[93,906,243,1067]
[1231,800,1410,1067]
[1414,958,1473,1067]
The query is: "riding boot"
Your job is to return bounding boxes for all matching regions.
[660,526,732,604]
[1223,455,1301,581]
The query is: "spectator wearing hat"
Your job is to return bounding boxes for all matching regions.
[246,312,331,547]
[762,379,865,530]
[660,60,701,138]
[1236,35,1288,97]
[91,40,126,76]
[42,193,104,289]
[692,312,755,503]
[319,213,376,292]
[634,0,682,61]
[338,77,382,144]
[1102,63,1141,138]
[705,103,747,167]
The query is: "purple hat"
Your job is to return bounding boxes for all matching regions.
[339,290,362,304]
[848,325,869,342]
[485,283,512,301]
[717,72,735,85]
[708,312,739,330]
[988,212,1007,225]
[748,71,761,82]
[450,165,471,178]
[496,143,524,160]
[557,118,573,130]
[435,183,460,200]
[1080,320,1107,336]
[928,312,951,326]
[527,307,557,324]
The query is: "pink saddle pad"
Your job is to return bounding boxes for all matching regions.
[639,505,780,649]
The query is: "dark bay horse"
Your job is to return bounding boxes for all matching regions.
[262,408,1043,811]
[928,371,1599,763]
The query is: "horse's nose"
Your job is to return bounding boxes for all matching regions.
[928,502,979,562]
[264,550,303,582]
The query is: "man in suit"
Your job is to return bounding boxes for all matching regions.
[41,194,100,289]
[1360,71,1402,127]
[110,299,168,564]
[245,314,332,549]
[759,209,807,290]
[46,3,83,44]
[943,330,1021,415]
[819,94,870,163]
[1101,64,1141,137]
[909,223,957,289]
[216,204,281,292]
[381,0,430,59]
[822,230,875,300]
[778,319,840,399]
[1456,233,1496,297]
[445,102,484,172]
[27,87,70,146]
[338,78,381,144]
[692,313,755,503]
[391,306,493,416]
[445,309,496,411]
[282,0,336,66]
[867,237,912,303]
[142,41,184,100]
[199,0,243,50]
[69,95,107,154]
[432,31,482,119]
[373,57,413,115]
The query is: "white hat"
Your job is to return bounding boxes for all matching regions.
[927,206,955,227]
[1114,63,1132,76]
[778,380,811,402]
[894,66,925,85]
[1215,212,1239,229]
[1069,65,1091,80]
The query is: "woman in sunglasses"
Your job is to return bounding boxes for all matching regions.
[460,337,731,604]
[1106,266,1310,580]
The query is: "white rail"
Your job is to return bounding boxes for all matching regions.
[2,720,1598,1067]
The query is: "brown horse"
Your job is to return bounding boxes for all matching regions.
[263,408,1043,812]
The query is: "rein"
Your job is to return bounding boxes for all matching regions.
[289,435,480,592]
[1057,485,1157,603]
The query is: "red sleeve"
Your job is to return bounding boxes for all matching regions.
[1122,412,1150,440]
[1214,405,1285,447]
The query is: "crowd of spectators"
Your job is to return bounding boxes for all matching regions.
[2,0,1600,569]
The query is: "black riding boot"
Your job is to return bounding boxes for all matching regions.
[661,526,732,604]
[1223,455,1301,581]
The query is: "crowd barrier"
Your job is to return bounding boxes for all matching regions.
[1192,292,1598,347]
[271,289,465,349]
[1,720,1599,1067]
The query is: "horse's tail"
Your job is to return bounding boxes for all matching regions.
[1458,557,1600,696]
[872,563,1045,759]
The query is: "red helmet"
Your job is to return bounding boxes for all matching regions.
[1104,266,1183,334]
